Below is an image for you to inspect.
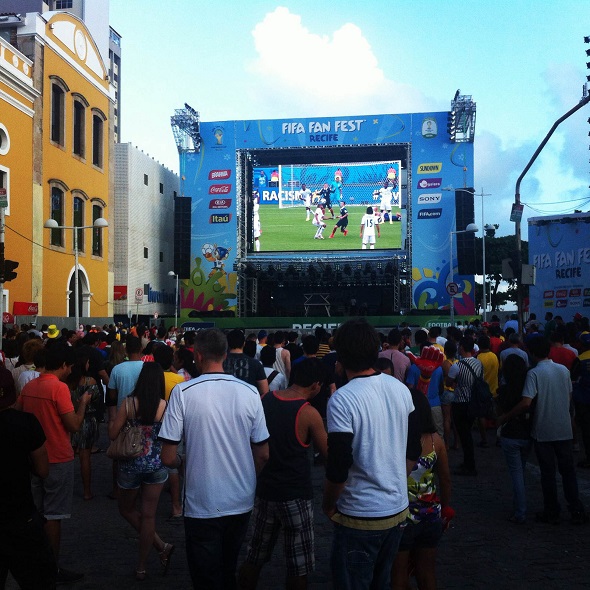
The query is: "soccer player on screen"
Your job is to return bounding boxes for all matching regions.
[313,203,327,240]
[360,206,380,249]
[329,200,349,238]
[299,183,313,221]
[376,179,394,224]
[316,183,336,219]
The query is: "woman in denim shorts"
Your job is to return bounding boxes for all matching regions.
[109,363,174,581]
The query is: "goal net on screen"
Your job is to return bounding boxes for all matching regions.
[277,161,401,209]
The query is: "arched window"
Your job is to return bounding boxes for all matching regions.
[92,203,104,257]
[72,93,88,158]
[91,108,106,169]
[50,186,65,246]
[50,76,69,146]
[73,196,85,253]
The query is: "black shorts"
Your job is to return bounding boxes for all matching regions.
[336,219,348,229]
[398,519,443,551]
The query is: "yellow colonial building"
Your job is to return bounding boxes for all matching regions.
[0,34,38,319]
[1,10,113,324]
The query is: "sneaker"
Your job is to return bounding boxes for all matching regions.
[343,230,348,236]
[56,568,84,585]
[535,511,560,525]
[571,511,589,525]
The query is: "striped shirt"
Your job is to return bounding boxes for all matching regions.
[448,357,483,403]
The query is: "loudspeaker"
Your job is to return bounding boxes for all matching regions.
[455,189,476,275]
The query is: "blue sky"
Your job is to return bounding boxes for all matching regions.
[110,0,590,238]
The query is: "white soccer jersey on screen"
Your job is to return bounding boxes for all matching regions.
[361,214,377,237]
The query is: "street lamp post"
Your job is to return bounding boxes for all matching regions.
[168,270,179,329]
[44,217,108,330]
[449,223,478,327]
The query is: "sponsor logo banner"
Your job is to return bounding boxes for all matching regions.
[543,290,554,298]
[569,299,581,307]
[543,300,554,307]
[569,288,581,297]
[417,208,442,219]
[210,213,232,224]
[417,193,442,204]
[556,289,568,298]
[584,288,590,297]
[556,299,568,308]
[584,298,590,307]
[417,178,442,189]
[13,301,38,315]
[208,169,231,180]
[209,198,232,209]
[417,162,442,174]
[209,184,232,195]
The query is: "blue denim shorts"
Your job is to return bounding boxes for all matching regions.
[117,467,168,490]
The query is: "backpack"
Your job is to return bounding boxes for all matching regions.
[460,360,493,418]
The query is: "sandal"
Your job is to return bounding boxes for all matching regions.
[159,543,175,575]
[135,570,146,581]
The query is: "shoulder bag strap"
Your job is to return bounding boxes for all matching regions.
[267,370,279,384]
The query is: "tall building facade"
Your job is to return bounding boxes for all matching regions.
[0,10,114,323]
[0,33,39,320]
[113,143,179,322]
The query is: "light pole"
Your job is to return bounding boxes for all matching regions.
[168,270,179,329]
[444,186,491,321]
[449,223,478,326]
[44,217,108,330]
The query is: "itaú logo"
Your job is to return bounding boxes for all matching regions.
[209,184,232,194]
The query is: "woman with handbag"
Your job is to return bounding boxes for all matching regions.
[108,362,174,581]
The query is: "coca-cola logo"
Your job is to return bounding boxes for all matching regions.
[208,169,231,180]
[28,304,38,313]
[209,199,232,209]
[209,184,232,194]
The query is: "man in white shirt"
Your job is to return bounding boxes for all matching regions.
[160,329,269,588]
[360,206,380,249]
[299,183,313,221]
[312,203,326,240]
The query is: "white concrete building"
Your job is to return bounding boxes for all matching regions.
[113,142,179,322]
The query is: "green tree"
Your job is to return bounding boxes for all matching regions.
[473,235,528,312]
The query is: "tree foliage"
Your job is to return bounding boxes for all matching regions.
[472,236,528,312]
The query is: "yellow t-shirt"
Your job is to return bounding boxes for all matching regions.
[477,351,499,396]
[164,371,184,401]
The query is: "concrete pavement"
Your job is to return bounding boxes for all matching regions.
[7,426,590,589]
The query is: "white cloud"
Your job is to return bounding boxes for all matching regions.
[247,7,430,117]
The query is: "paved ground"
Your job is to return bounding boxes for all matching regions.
[7,426,590,589]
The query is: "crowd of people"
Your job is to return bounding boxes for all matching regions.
[1,310,590,588]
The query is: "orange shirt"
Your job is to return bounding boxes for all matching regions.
[20,374,74,463]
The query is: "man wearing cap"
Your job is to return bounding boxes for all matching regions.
[17,345,93,584]
[0,364,57,588]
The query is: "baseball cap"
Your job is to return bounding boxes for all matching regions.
[257,330,268,340]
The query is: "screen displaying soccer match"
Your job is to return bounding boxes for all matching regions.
[252,161,405,253]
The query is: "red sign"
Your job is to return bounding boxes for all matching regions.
[208,169,231,180]
[13,301,38,315]
[2,312,13,323]
[114,285,128,300]
[209,184,232,195]
[209,199,231,209]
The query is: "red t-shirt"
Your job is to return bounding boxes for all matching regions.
[20,373,75,463]
[548,346,577,371]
